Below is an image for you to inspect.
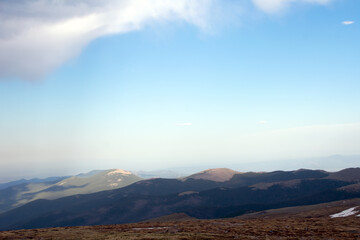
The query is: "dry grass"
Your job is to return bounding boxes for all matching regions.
[0,216,359,240]
[238,198,360,219]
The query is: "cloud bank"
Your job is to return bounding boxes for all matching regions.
[0,0,333,80]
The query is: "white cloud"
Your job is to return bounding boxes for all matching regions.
[252,0,331,13]
[176,123,193,126]
[0,0,334,79]
[258,120,267,124]
[342,21,355,25]
[0,0,215,79]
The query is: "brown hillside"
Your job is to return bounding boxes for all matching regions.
[327,168,360,182]
[237,198,360,219]
[185,168,240,182]
[1,214,359,239]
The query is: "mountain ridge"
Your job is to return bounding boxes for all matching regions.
[0,168,360,230]
[184,168,240,182]
[0,169,142,213]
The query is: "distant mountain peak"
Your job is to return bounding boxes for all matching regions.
[186,168,240,182]
[106,169,132,176]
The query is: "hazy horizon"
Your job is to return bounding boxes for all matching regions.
[1,154,359,183]
[0,1,359,183]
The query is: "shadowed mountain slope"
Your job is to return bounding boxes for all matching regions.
[0,168,359,230]
[0,177,68,190]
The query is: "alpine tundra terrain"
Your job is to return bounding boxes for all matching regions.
[1,198,360,239]
[0,168,360,232]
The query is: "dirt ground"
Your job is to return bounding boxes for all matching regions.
[0,216,359,240]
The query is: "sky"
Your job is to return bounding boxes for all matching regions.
[0,0,359,181]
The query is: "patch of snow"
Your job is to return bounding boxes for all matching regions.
[132,227,168,230]
[117,178,122,182]
[330,207,359,218]
[57,182,65,186]
[107,169,132,176]
[109,183,118,187]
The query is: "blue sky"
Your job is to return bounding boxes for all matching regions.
[0,0,359,180]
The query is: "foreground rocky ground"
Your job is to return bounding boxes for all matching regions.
[0,216,359,240]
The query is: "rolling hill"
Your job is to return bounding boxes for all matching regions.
[0,169,142,213]
[184,168,240,182]
[0,167,359,230]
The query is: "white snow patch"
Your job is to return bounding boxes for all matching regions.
[117,178,122,182]
[330,207,359,218]
[57,182,65,186]
[132,227,168,230]
[107,169,131,176]
[109,183,119,187]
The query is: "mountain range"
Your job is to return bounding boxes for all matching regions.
[0,167,359,230]
[0,176,69,190]
[0,169,141,213]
